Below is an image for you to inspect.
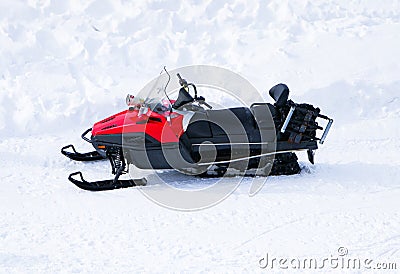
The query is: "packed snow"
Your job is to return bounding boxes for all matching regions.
[1,0,399,272]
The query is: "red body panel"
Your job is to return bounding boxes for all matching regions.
[92,109,184,143]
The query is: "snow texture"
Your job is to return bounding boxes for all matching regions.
[1,0,399,272]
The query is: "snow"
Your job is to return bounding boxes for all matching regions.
[1,0,400,272]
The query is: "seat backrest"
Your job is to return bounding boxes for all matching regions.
[269,83,289,107]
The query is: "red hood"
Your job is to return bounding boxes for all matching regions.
[92,109,184,143]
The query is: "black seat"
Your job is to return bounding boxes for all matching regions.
[206,107,257,137]
[185,107,261,142]
[250,103,277,130]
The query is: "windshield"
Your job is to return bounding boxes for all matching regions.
[134,70,177,112]
[131,65,266,113]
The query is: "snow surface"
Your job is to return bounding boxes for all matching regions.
[1,0,400,272]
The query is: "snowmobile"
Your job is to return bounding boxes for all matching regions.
[61,70,333,191]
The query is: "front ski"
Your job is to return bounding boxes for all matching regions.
[61,144,106,162]
[68,171,147,191]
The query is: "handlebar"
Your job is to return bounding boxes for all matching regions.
[176,73,212,109]
[197,97,213,109]
[177,73,197,99]
[177,73,187,88]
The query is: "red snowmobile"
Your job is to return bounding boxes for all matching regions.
[62,70,333,191]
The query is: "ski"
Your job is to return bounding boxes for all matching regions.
[68,171,147,191]
[61,144,105,162]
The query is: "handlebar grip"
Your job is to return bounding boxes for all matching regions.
[177,73,187,87]
[203,102,212,109]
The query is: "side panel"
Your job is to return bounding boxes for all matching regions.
[122,133,194,170]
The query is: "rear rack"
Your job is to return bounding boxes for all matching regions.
[280,104,333,144]
[317,114,333,144]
